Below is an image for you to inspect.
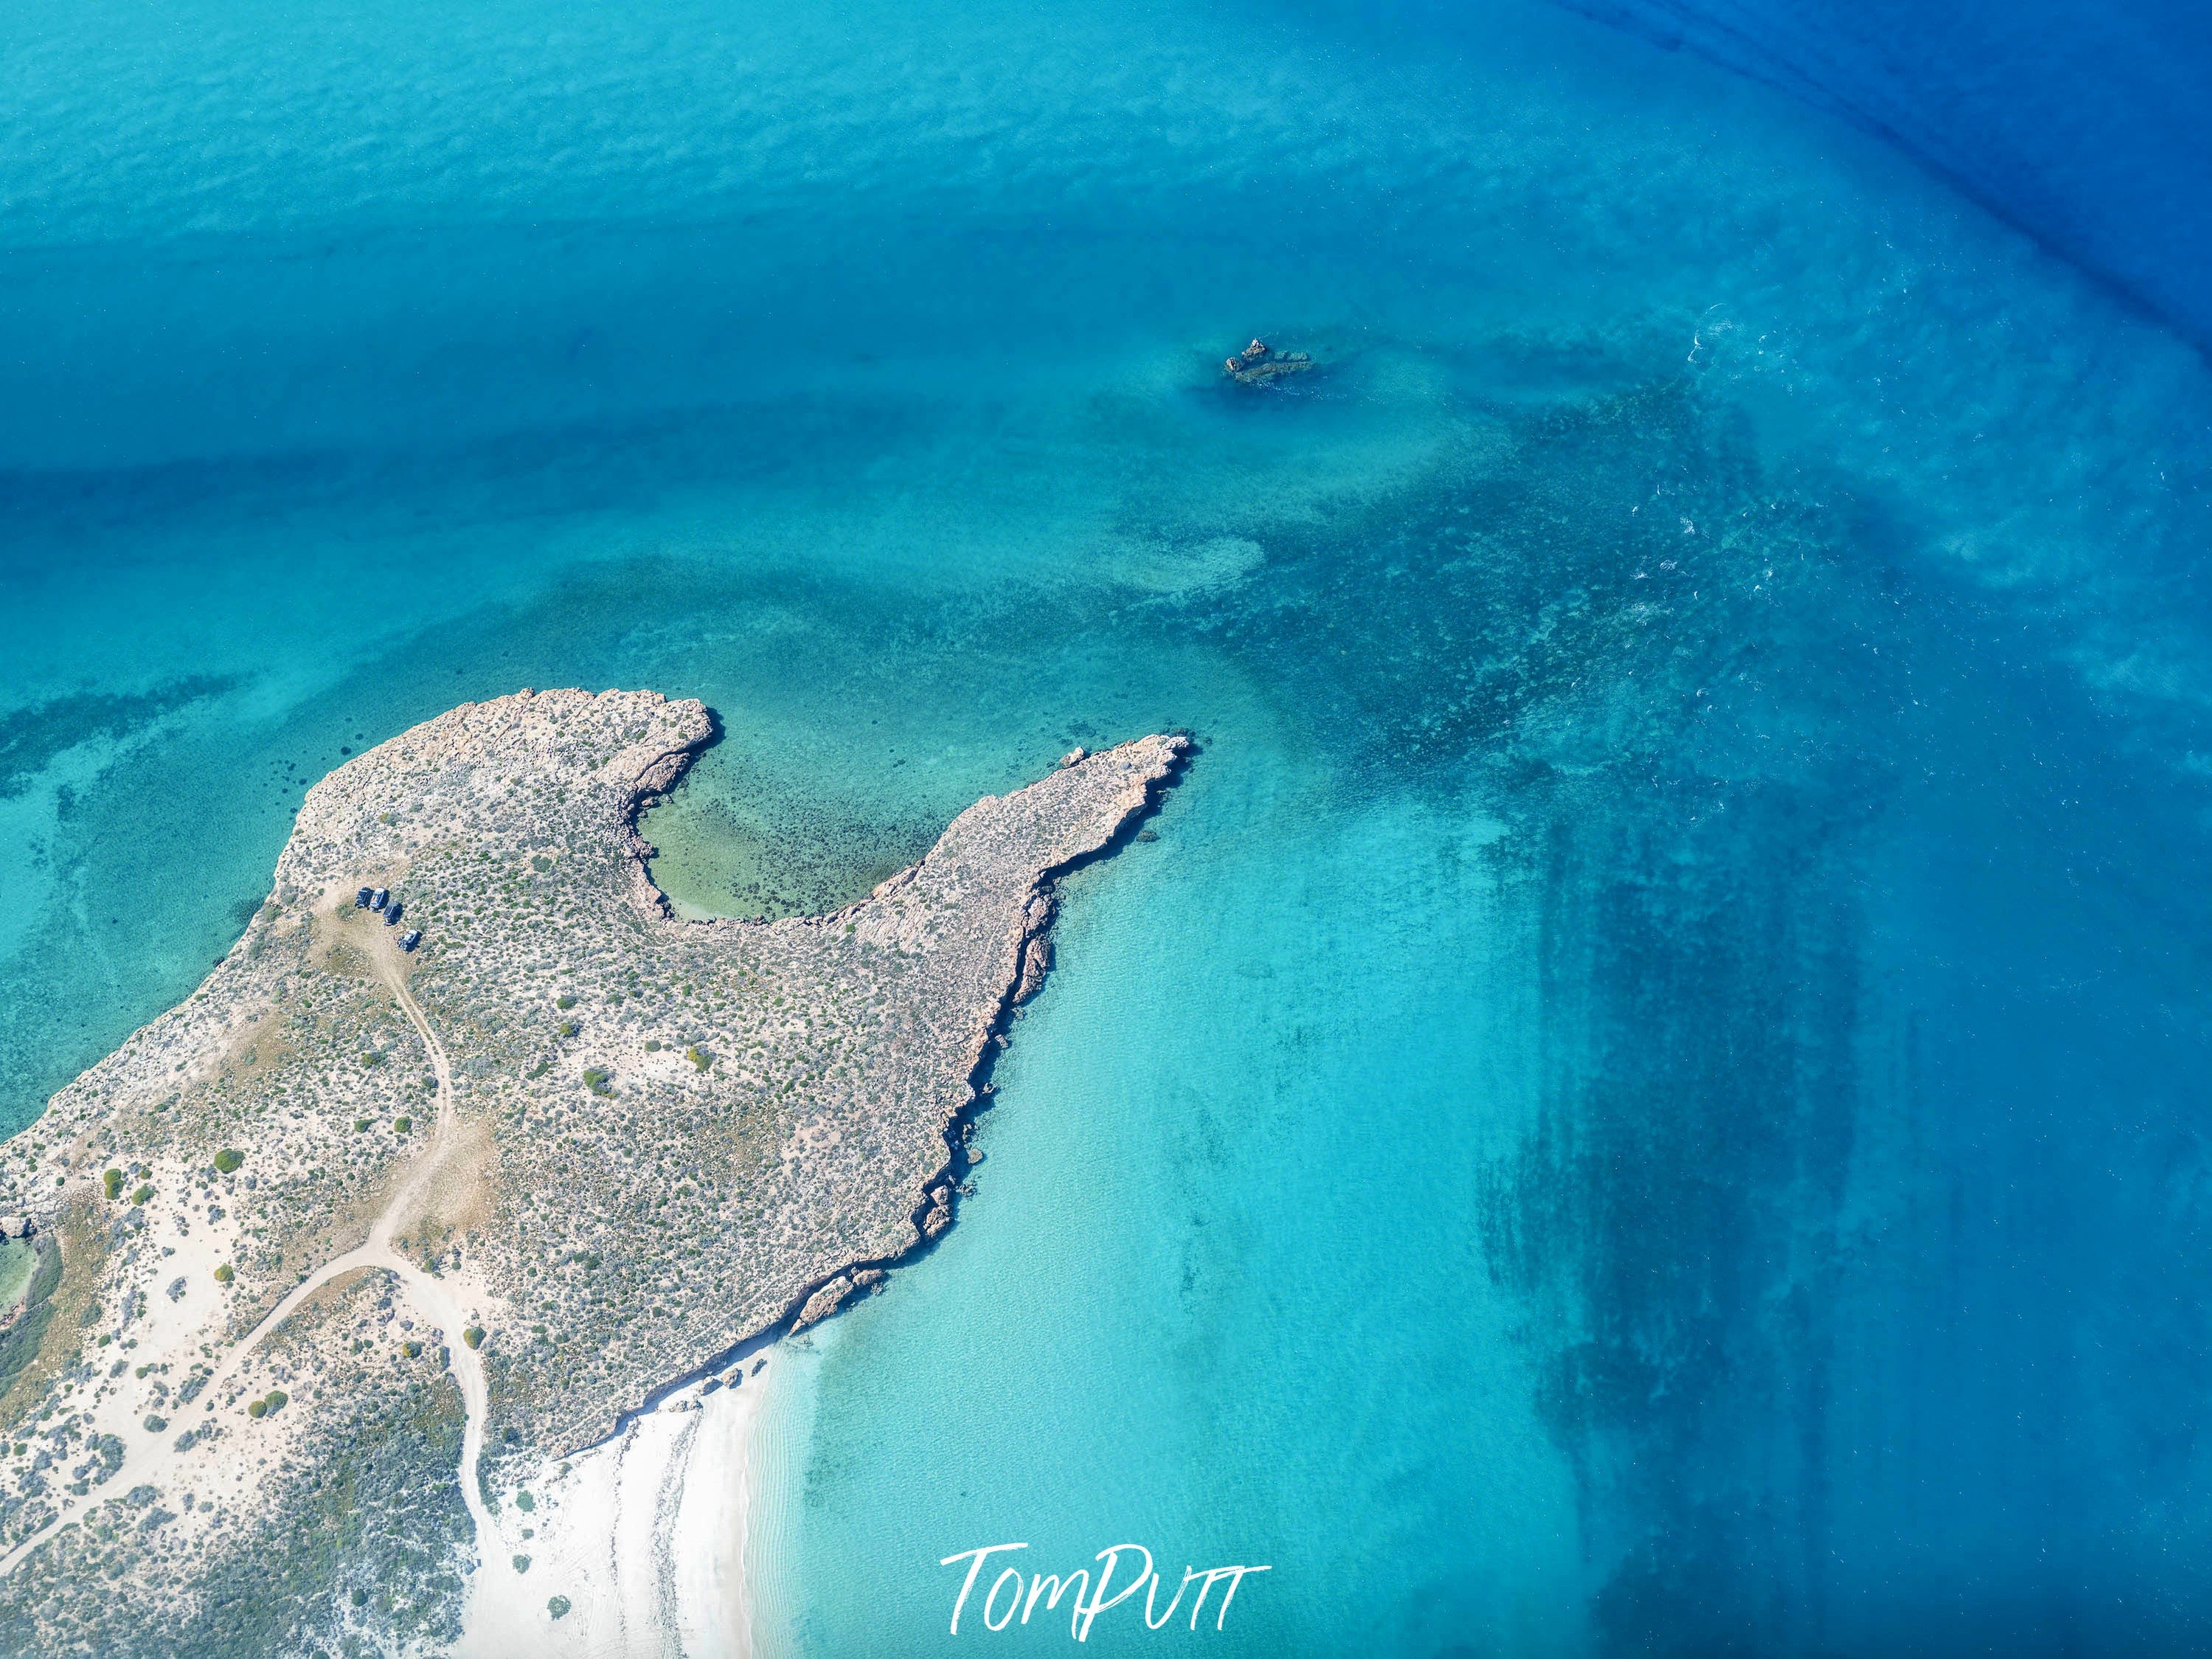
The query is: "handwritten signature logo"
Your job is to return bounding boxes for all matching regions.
[941,1543,1271,1641]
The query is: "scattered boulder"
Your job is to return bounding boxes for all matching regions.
[1014,932,1054,1002]
[790,1277,853,1332]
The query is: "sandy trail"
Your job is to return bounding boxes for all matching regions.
[0,926,496,1577]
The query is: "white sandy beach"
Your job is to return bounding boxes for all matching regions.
[458,1353,773,1658]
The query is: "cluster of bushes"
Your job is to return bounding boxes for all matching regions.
[246,1390,287,1419]
[100,1166,154,1204]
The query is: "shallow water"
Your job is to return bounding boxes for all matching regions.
[5,0,2212,1652]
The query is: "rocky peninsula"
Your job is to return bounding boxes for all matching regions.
[0,689,1187,1655]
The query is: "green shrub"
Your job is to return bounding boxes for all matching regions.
[394,1116,412,1134]
[516,1490,535,1512]
[212,1149,243,1174]
[558,1022,578,1039]
[644,1039,661,1053]
[361,1050,386,1068]
[547,1594,571,1620]
[513,1555,532,1574]
[102,1169,122,1201]
[403,1340,422,1359]
[246,1399,266,1419]
[462,1326,485,1350]
[130,1185,153,1206]
[687,1046,710,1071]
[214,1264,234,1285]
[353,1118,371,1132]
[264,1390,287,1413]
[555,994,577,1011]
[582,1069,613,1098]
[525,1061,549,1079]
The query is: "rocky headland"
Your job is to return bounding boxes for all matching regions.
[0,688,1186,1655]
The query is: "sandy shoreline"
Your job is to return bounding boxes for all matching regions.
[460,1352,774,1657]
[0,695,1180,1649]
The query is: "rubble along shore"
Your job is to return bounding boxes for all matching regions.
[0,688,1186,1654]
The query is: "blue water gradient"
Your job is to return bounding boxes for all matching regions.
[1543,0,2212,350]
[4,0,2212,1652]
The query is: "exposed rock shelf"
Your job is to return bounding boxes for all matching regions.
[0,688,1186,1652]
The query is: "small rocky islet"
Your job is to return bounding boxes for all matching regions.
[0,688,1186,1653]
[1221,336,1314,385]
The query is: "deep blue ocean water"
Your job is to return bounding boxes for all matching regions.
[6,0,2212,1652]
[1547,0,2212,350]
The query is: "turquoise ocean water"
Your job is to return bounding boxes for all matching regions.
[7,0,2212,1652]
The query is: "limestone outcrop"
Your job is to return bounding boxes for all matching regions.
[0,688,1185,1652]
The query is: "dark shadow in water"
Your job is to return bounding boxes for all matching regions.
[15,338,2212,1655]
[1163,373,2212,1655]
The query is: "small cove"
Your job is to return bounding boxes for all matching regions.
[4,0,2212,1649]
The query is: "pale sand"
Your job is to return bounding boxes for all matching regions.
[457,1354,772,1658]
[0,697,1180,1646]
[0,915,496,1579]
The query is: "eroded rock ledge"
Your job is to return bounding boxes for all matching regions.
[0,688,1185,1649]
